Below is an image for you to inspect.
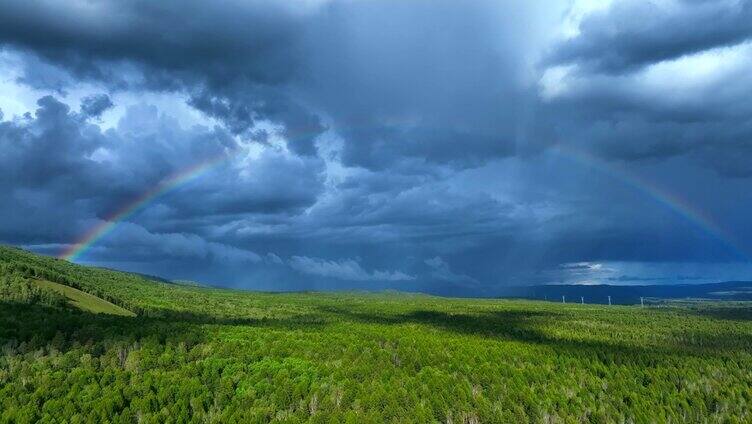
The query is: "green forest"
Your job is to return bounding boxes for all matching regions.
[1,245,751,423]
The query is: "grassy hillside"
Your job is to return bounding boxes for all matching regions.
[34,279,135,317]
[1,245,752,423]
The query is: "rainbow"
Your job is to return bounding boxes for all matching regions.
[60,149,237,261]
[61,132,748,263]
[553,145,748,260]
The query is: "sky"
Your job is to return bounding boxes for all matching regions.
[1,0,752,296]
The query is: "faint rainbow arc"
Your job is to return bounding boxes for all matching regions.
[60,149,237,261]
[60,125,329,262]
[554,145,748,260]
[61,127,749,262]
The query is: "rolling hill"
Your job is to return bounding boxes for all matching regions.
[33,279,135,316]
[1,245,752,422]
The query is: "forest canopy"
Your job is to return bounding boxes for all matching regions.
[1,245,751,423]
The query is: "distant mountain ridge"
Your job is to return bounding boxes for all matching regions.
[497,281,752,305]
[3,244,751,305]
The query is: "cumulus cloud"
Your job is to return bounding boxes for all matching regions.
[0,94,323,261]
[6,0,749,175]
[79,93,113,119]
[265,253,284,265]
[424,256,478,285]
[288,256,414,282]
[0,0,326,155]
[0,0,566,166]
[548,0,752,73]
[538,1,752,177]
[96,222,263,264]
[560,262,604,272]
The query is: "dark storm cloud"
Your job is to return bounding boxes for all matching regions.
[0,0,562,166]
[539,81,752,178]
[89,222,264,265]
[539,1,752,177]
[0,95,324,264]
[0,96,104,190]
[1,0,752,291]
[79,94,113,119]
[549,0,752,73]
[1,0,749,174]
[0,0,299,84]
[299,0,556,168]
[424,257,478,286]
[0,0,324,150]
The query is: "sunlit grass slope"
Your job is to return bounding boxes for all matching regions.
[34,279,135,316]
[1,245,752,423]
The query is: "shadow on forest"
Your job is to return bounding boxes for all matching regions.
[680,306,752,322]
[317,306,752,357]
[0,301,327,356]
[319,306,556,341]
[3,300,751,360]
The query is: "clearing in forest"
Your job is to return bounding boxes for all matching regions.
[33,279,135,317]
